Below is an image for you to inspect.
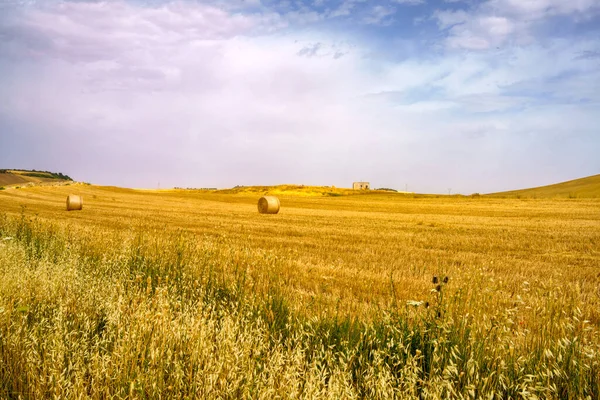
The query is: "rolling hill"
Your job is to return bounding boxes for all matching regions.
[0,169,73,188]
[487,174,600,198]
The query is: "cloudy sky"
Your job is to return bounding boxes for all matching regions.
[0,0,599,193]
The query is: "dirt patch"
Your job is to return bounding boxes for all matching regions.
[0,173,28,186]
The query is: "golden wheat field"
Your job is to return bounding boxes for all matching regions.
[0,184,599,398]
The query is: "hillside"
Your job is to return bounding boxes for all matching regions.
[487,174,600,198]
[211,184,404,197]
[0,169,73,188]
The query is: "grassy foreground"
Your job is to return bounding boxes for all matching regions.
[0,185,599,398]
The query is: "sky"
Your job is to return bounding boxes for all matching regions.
[0,0,599,193]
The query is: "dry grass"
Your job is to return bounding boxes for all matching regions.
[487,173,600,198]
[0,184,599,398]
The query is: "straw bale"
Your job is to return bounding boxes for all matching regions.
[66,195,83,211]
[258,196,280,214]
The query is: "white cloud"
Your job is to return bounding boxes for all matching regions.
[435,0,600,50]
[363,5,396,25]
[0,1,598,192]
[329,0,355,17]
[433,9,469,28]
[393,0,426,5]
[491,0,599,18]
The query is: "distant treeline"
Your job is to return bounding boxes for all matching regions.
[0,169,73,181]
[375,188,398,192]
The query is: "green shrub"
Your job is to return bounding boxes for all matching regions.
[22,171,73,181]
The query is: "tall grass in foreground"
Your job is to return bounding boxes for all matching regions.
[0,213,598,399]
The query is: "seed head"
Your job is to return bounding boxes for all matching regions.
[443,276,449,284]
[432,276,439,284]
[435,284,442,292]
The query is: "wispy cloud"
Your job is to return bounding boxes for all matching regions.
[434,0,600,50]
[393,0,426,5]
[329,0,356,18]
[575,50,600,60]
[363,5,396,25]
[0,0,598,192]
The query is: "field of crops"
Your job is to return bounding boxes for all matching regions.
[1,184,599,398]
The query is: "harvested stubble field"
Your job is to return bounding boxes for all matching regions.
[0,185,599,398]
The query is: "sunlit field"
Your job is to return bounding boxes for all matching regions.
[1,184,599,398]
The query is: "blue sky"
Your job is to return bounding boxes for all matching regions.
[0,0,599,193]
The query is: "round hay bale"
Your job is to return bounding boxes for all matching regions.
[66,195,83,211]
[258,196,280,214]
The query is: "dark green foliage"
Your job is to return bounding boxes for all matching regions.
[21,171,73,180]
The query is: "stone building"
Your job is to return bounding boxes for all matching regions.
[353,182,370,190]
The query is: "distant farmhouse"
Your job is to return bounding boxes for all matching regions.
[353,182,370,190]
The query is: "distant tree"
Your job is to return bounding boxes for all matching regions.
[55,172,73,181]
